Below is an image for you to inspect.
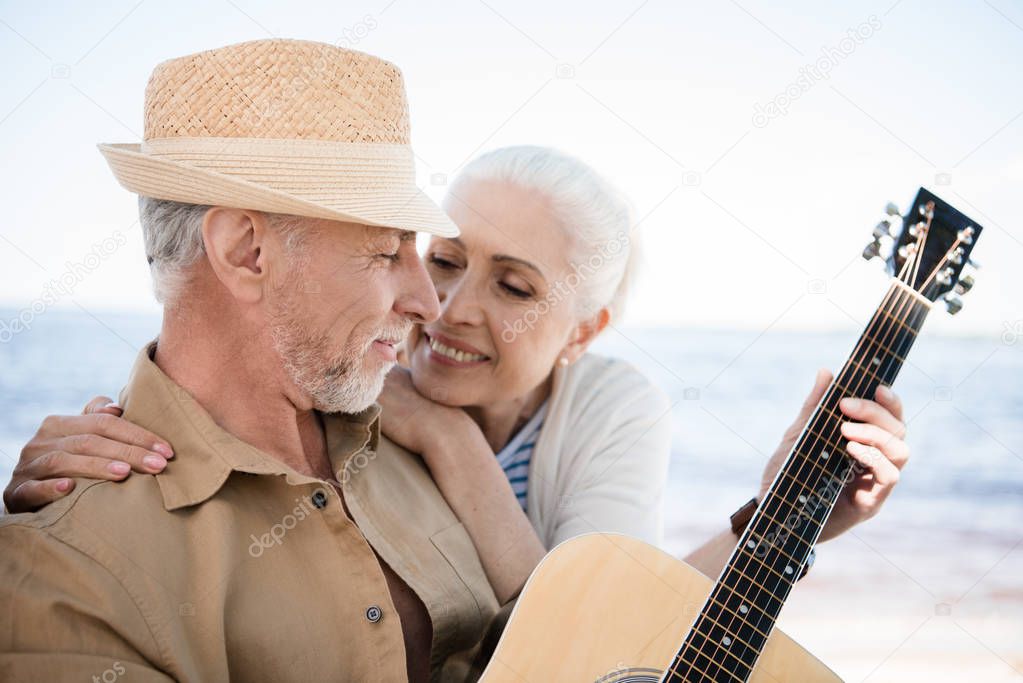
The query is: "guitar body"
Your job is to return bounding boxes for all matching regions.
[480,533,841,683]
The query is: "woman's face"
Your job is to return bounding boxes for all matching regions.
[408,178,586,408]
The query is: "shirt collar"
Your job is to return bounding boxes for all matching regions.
[119,341,381,511]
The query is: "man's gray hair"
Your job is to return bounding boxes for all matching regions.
[139,196,307,303]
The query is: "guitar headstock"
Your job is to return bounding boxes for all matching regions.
[863,188,983,313]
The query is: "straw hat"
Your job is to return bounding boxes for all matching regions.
[98,39,458,237]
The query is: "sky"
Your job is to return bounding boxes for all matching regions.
[1,0,1021,336]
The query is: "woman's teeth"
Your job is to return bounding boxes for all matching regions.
[428,336,488,363]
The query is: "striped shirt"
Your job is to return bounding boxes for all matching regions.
[495,400,548,510]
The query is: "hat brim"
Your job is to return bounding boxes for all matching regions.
[98,142,459,238]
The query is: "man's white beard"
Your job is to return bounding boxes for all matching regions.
[270,292,401,414]
[275,327,385,414]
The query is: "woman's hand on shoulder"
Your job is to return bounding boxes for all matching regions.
[3,396,173,513]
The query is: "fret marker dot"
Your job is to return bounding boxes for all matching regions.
[722,636,732,646]
[798,494,808,503]
[784,565,794,575]
[746,539,756,549]
[872,357,882,365]
[821,450,830,460]
[739,604,749,614]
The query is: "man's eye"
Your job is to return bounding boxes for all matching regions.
[379,251,400,262]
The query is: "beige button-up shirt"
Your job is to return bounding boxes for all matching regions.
[0,342,500,681]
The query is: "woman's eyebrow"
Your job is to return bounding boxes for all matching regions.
[492,254,546,281]
[442,236,547,281]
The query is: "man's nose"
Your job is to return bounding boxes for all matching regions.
[396,251,441,323]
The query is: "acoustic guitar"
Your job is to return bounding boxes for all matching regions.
[480,188,983,682]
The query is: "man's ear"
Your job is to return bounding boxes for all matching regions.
[201,208,270,304]
[561,307,611,364]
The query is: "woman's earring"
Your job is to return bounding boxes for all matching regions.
[558,356,570,367]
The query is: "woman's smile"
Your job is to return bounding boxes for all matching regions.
[422,331,492,368]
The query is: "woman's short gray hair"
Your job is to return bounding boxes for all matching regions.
[450,146,638,323]
[138,196,308,303]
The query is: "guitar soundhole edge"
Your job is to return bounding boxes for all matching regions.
[593,666,663,683]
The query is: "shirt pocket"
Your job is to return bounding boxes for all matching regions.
[429,522,498,654]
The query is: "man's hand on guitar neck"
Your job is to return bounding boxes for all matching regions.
[761,368,910,543]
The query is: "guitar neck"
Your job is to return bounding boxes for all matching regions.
[664,280,932,682]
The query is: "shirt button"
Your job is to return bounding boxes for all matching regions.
[311,490,328,509]
[365,605,382,623]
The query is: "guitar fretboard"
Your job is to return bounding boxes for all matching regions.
[664,281,931,682]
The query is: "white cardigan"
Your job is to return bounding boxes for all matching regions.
[525,352,673,549]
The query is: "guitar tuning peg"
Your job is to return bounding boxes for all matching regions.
[954,274,975,295]
[884,202,901,217]
[873,221,892,239]
[944,293,963,315]
[967,257,981,270]
[862,239,882,261]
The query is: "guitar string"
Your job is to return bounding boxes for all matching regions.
[707,247,935,672]
[667,212,954,680]
[668,286,909,681]
[699,220,952,678]
[669,274,931,681]
[718,285,924,679]
[687,206,945,679]
[666,283,921,682]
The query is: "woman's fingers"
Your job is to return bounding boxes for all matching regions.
[83,395,119,415]
[51,413,173,459]
[3,409,173,513]
[842,472,890,511]
[4,477,75,512]
[27,449,144,482]
[838,396,907,440]
[841,420,910,469]
[838,390,909,492]
[845,440,901,487]
[54,433,169,474]
[874,385,904,422]
[786,369,833,436]
[803,368,832,414]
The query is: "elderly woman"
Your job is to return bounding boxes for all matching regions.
[3,146,908,604]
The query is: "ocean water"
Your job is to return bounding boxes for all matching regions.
[1,308,1020,680]
[2,308,1018,583]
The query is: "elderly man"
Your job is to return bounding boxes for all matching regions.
[0,39,499,682]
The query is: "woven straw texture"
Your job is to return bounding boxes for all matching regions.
[145,39,410,144]
[97,39,458,237]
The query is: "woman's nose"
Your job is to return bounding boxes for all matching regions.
[438,280,484,327]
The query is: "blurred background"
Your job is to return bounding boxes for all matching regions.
[1,1,1020,680]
